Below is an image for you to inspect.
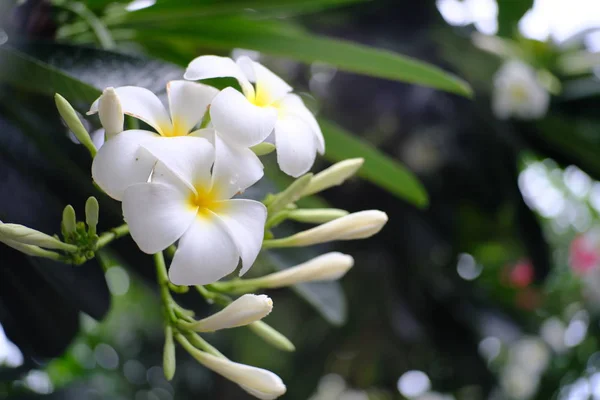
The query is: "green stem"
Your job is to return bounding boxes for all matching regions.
[180,332,225,358]
[155,252,176,322]
[96,224,130,250]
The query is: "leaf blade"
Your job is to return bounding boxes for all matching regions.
[319,119,429,207]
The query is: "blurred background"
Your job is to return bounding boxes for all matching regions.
[2,0,600,399]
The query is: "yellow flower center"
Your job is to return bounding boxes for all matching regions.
[509,84,528,102]
[188,186,223,218]
[160,119,189,137]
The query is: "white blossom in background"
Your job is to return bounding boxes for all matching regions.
[492,60,549,120]
[184,55,325,177]
[122,137,267,285]
[88,81,219,200]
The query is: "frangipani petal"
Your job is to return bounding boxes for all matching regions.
[123,177,197,254]
[184,55,255,98]
[210,87,277,148]
[215,199,267,275]
[237,56,292,106]
[141,136,215,193]
[274,117,318,177]
[169,213,240,286]
[89,87,171,135]
[278,94,325,154]
[167,80,218,135]
[91,129,159,200]
[211,135,264,199]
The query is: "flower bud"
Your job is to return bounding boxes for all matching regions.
[0,223,76,252]
[98,87,124,139]
[192,350,286,399]
[251,142,276,156]
[163,326,176,381]
[266,210,388,248]
[261,252,354,288]
[85,196,99,236]
[287,208,348,224]
[55,93,97,156]
[0,221,62,259]
[62,205,77,235]
[302,158,364,197]
[248,321,295,352]
[190,294,273,332]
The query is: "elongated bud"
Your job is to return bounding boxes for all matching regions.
[267,174,313,214]
[0,223,77,252]
[190,294,273,332]
[98,87,124,139]
[265,210,388,248]
[54,93,97,157]
[189,348,286,399]
[248,321,296,352]
[62,205,77,235]
[251,142,276,156]
[163,326,176,381]
[302,158,364,197]
[262,252,353,288]
[85,196,99,236]
[287,208,348,224]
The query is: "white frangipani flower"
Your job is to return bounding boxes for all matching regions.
[88,80,226,200]
[193,350,286,399]
[184,55,325,177]
[191,294,273,332]
[492,60,549,120]
[122,136,267,285]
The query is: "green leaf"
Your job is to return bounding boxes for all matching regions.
[126,0,365,23]
[131,17,472,96]
[497,0,533,38]
[0,46,100,104]
[259,249,347,325]
[319,119,429,208]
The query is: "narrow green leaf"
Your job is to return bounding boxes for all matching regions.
[319,119,429,208]
[132,18,472,96]
[127,0,365,23]
[0,47,100,103]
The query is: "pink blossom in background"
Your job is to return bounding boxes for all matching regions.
[569,233,600,275]
[509,259,535,288]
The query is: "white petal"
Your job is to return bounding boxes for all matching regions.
[237,56,292,105]
[274,117,318,177]
[123,180,196,254]
[91,129,159,201]
[89,87,171,136]
[214,199,267,275]
[212,135,263,199]
[169,213,240,286]
[167,80,218,135]
[184,55,255,98]
[210,87,277,148]
[141,136,215,192]
[278,94,325,154]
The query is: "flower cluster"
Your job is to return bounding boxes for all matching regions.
[1,55,389,399]
[87,55,335,286]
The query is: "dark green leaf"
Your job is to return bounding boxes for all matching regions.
[319,119,429,208]
[131,17,472,96]
[497,0,533,38]
[126,0,365,23]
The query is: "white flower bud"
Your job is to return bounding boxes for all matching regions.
[302,158,364,197]
[98,87,124,139]
[261,252,354,288]
[287,208,348,224]
[194,351,286,399]
[268,210,388,248]
[191,294,273,332]
[0,222,76,252]
[55,93,97,156]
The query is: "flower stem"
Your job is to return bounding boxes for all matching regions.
[155,251,176,322]
[96,224,130,250]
